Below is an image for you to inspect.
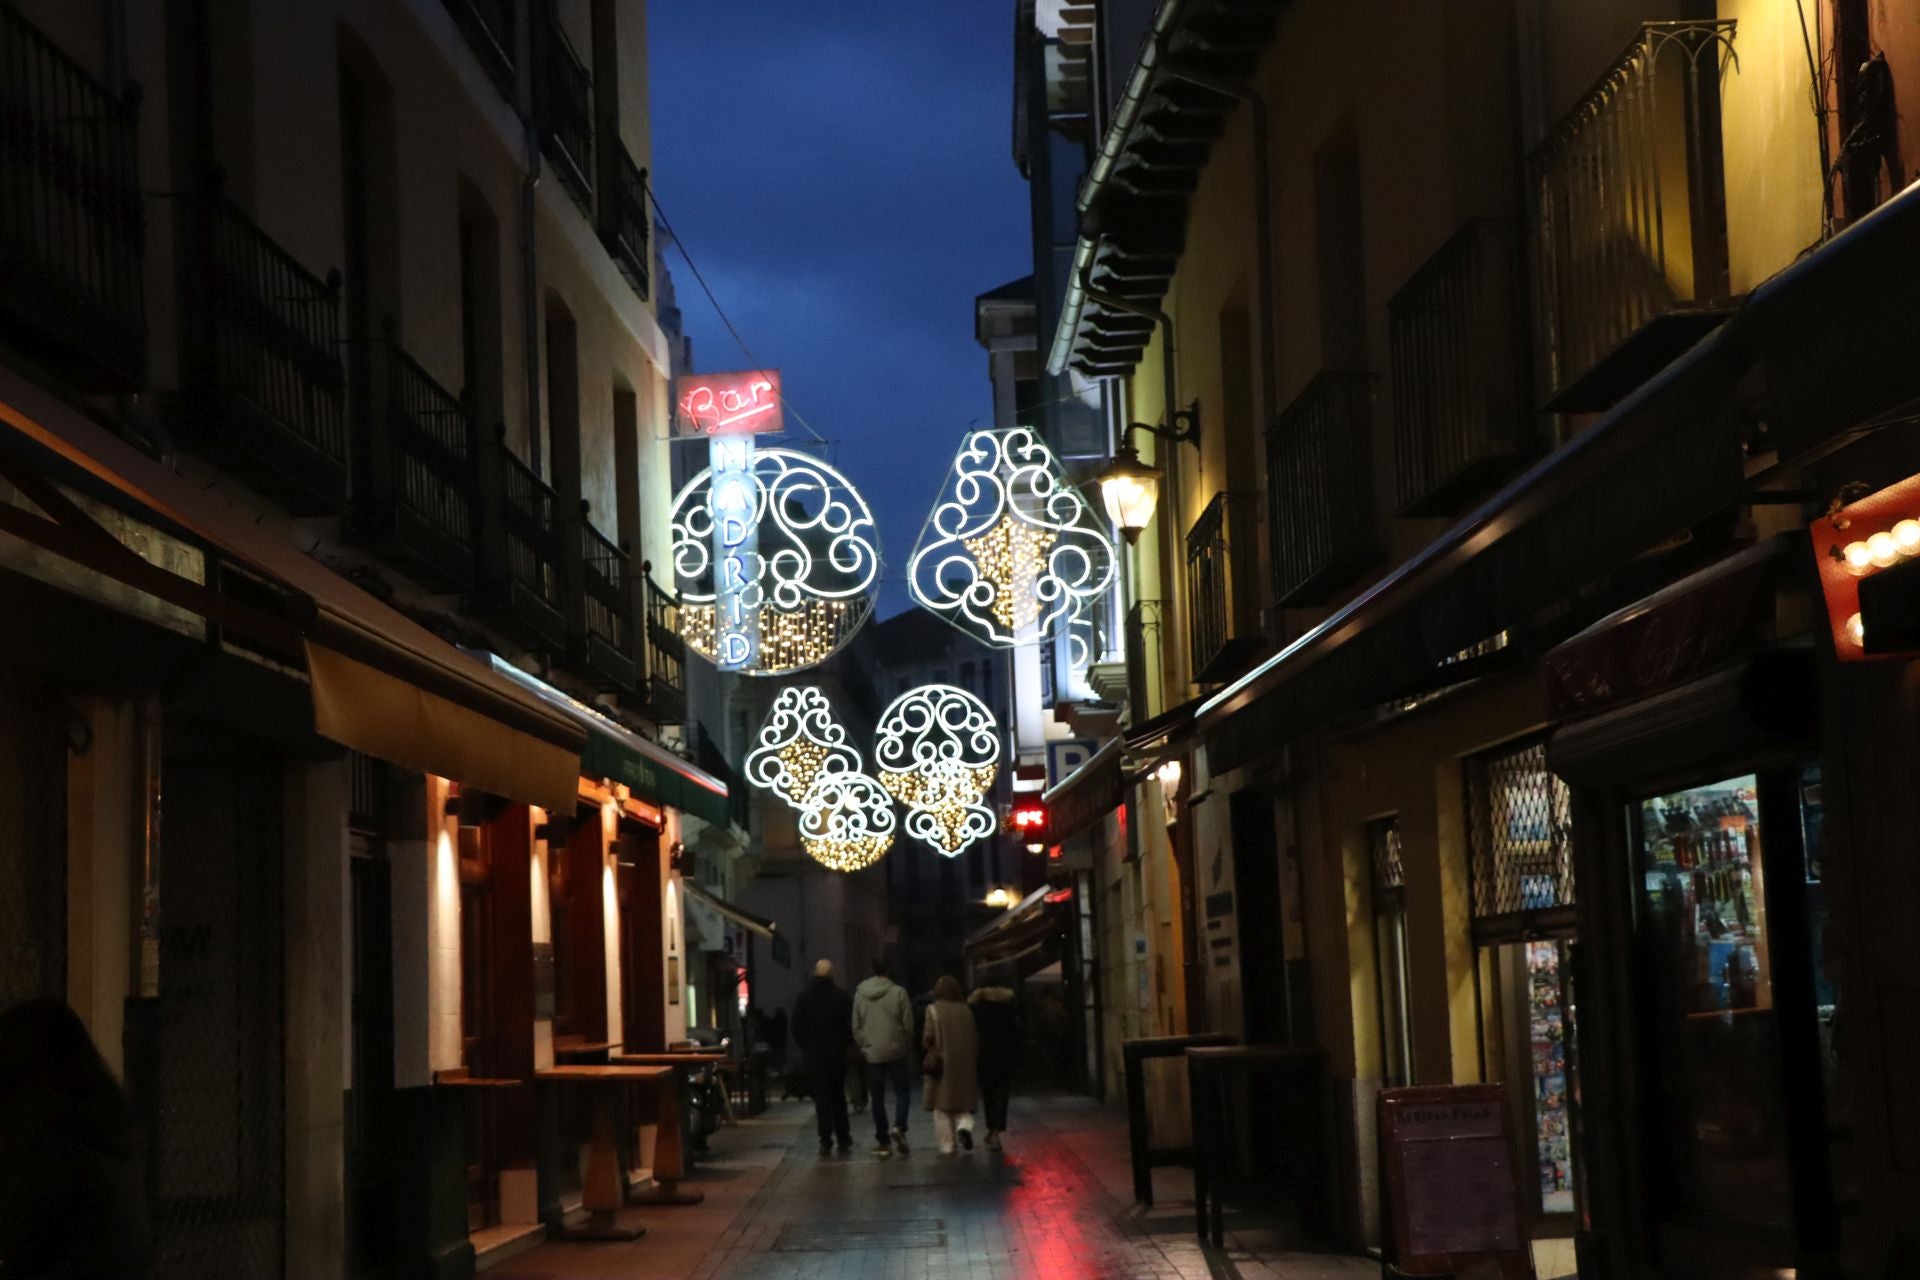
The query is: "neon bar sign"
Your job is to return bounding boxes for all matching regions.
[675,370,785,437]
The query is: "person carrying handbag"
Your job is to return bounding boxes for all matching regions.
[920,975,979,1154]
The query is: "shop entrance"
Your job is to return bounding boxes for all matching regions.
[346,754,395,1279]
[0,672,66,1011]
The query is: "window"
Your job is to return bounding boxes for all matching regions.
[1466,741,1574,922]
[1369,816,1412,1087]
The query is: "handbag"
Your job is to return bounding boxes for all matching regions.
[922,1007,944,1078]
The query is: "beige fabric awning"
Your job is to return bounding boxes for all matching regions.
[0,366,585,811]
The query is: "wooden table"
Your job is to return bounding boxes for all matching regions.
[1121,1033,1237,1206]
[611,1053,728,1204]
[534,1064,671,1239]
[1184,1045,1323,1246]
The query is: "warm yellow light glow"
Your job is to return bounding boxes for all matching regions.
[1896,519,1920,555]
[1095,447,1163,541]
[964,516,1057,633]
[1869,531,1899,568]
[680,599,855,674]
[984,887,1013,908]
[1845,612,1865,647]
[1843,541,1874,575]
[1155,759,1183,793]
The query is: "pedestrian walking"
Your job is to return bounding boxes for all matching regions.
[852,956,915,1157]
[969,977,1021,1151]
[0,999,156,1280]
[790,959,854,1154]
[921,975,979,1154]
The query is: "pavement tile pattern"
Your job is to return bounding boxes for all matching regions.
[492,1092,1380,1280]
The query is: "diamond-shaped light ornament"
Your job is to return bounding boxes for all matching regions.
[908,428,1116,647]
[744,687,862,809]
[874,683,1000,857]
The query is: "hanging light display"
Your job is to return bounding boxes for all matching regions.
[743,686,863,808]
[797,770,897,872]
[908,428,1116,647]
[874,683,1001,857]
[670,446,879,676]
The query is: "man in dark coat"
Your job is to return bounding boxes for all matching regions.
[790,959,854,1153]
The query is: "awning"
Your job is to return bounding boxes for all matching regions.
[0,365,585,812]
[965,885,1071,965]
[1042,737,1125,844]
[1198,321,1746,775]
[477,653,732,826]
[680,879,776,939]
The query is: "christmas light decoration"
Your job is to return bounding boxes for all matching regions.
[909,428,1116,647]
[797,770,897,872]
[671,447,879,675]
[744,686,862,808]
[874,683,1001,857]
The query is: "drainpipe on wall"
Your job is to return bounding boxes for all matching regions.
[520,109,545,476]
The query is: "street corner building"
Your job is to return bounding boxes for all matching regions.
[1002,0,1920,1277]
[0,0,756,1276]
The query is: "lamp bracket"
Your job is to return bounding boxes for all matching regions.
[1124,401,1200,452]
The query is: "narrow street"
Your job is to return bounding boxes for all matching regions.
[493,1095,1377,1280]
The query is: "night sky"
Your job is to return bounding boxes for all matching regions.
[649,4,1032,619]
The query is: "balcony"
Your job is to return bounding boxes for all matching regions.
[643,575,686,726]
[1267,372,1375,605]
[1389,220,1533,517]
[533,4,593,215]
[351,333,477,592]
[476,440,567,651]
[173,192,347,514]
[565,511,637,694]
[0,3,145,390]
[1528,20,1736,414]
[442,0,515,98]
[1185,492,1264,685]
[599,141,650,302]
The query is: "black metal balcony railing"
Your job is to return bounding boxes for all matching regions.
[1185,492,1264,685]
[0,4,145,390]
[534,4,593,214]
[600,141,650,301]
[1267,372,1375,605]
[499,442,564,623]
[355,335,477,591]
[643,575,686,725]
[178,192,348,513]
[1527,20,1736,413]
[442,0,515,97]
[1124,598,1163,725]
[1389,219,1532,517]
[578,519,630,656]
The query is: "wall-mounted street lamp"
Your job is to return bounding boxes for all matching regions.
[1095,404,1200,543]
[984,887,1015,909]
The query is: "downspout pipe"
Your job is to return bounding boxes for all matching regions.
[520,98,545,474]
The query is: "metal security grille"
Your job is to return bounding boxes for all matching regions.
[1466,740,1574,919]
[1369,816,1405,894]
[0,674,66,1010]
[150,719,285,1280]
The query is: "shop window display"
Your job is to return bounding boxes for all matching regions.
[1525,941,1573,1214]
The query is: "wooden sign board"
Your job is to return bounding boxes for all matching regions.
[1377,1084,1535,1279]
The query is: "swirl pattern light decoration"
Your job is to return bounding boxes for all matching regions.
[797,771,897,871]
[908,428,1117,647]
[670,447,879,675]
[744,686,862,809]
[874,683,1000,857]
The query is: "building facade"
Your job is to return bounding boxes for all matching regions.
[1018,0,1920,1277]
[0,1,747,1276]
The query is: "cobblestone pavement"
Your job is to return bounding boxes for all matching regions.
[492,1092,1380,1280]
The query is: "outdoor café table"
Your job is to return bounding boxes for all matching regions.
[611,1051,728,1205]
[1184,1044,1323,1247]
[1122,1033,1237,1206]
[533,1064,672,1240]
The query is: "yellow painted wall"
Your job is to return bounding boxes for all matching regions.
[1718,0,1826,292]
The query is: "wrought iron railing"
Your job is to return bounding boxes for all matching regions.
[499,443,562,612]
[442,0,515,96]
[0,3,146,389]
[381,335,475,561]
[644,575,686,724]
[1185,491,1261,684]
[601,140,650,300]
[1527,20,1735,408]
[1124,598,1163,724]
[1266,372,1374,604]
[534,3,593,212]
[1389,219,1531,516]
[577,516,631,657]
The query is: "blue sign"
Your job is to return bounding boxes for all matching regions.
[1046,739,1100,786]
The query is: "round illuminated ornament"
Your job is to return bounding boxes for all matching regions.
[909,428,1116,647]
[671,448,879,675]
[797,771,897,872]
[874,683,1001,857]
[744,686,862,808]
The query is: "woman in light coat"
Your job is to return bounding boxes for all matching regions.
[920,975,979,1153]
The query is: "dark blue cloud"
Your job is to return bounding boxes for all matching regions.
[650,3,1031,617]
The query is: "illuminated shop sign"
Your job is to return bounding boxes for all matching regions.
[674,369,785,437]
